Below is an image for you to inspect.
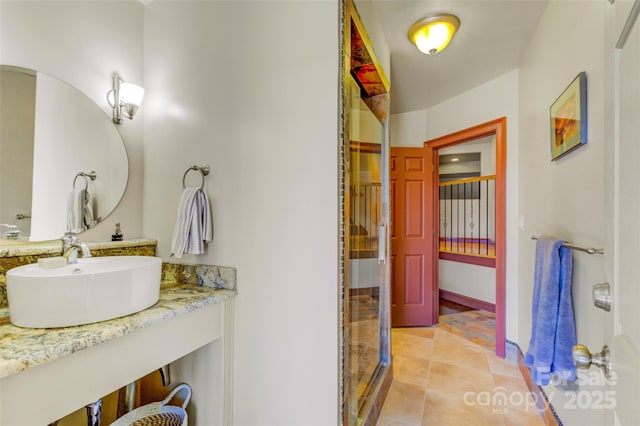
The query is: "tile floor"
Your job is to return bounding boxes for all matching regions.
[438,309,496,352]
[377,327,545,426]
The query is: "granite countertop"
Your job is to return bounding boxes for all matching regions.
[0,238,157,257]
[0,283,236,380]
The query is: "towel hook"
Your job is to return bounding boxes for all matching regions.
[73,171,97,190]
[182,164,210,189]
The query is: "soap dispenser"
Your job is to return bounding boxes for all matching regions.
[112,222,123,241]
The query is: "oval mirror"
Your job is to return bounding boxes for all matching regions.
[0,65,128,241]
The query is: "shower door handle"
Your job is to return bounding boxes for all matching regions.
[378,224,386,264]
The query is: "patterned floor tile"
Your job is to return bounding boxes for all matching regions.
[376,328,544,426]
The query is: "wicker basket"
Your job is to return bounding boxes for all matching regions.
[110,383,191,426]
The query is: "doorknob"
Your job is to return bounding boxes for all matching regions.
[572,344,612,378]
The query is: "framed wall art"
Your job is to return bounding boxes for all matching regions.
[550,72,587,160]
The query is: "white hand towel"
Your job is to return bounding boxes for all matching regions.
[170,187,198,258]
[184,189,213,255]
[200,189,213,242]
[83,189,97,229]
[67,188,86,232]
[171,188,212,258]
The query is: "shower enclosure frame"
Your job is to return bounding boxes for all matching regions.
[339,0,392,424]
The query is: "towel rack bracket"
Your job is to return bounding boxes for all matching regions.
[73,171,97,190]
[182,164,211,189]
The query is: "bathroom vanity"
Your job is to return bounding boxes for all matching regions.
[0,240,236,425]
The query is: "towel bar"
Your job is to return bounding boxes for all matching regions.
[182,164,210,189]
[531,235,604,255]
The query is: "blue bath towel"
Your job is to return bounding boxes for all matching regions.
[525,235,577,386]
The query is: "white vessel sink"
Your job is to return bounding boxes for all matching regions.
[6,256,162,328]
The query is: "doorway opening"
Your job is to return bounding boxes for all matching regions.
[390,117,506,357]
[437,136,498,352]
[428,117,506,357]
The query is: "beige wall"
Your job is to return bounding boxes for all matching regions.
[143,2,340,424]
[518,1,609,424]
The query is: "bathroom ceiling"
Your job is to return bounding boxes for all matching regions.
[373,0,549,114]
[138,0,547,115]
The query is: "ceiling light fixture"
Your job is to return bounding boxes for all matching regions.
[451,158,459,162]
[407,13,460,55]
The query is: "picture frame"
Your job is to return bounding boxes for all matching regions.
[550,72,587,160]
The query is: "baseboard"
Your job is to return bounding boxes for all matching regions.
[439,289,496,313]
[508,340,562,426]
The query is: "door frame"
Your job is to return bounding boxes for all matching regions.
[611,1,640,422]
[425,117,507,357]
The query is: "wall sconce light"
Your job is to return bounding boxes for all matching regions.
[407,13,460,55]
[107,74,145,124]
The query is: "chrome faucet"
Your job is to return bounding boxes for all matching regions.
[61,230,92,264]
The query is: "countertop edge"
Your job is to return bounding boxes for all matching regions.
[0,285,236,380]
[0,238,158,257]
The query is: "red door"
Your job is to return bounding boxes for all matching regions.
[390,147,436,327]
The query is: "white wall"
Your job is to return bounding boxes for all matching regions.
[390,110,426,147]
[390,69,520,340]
[0,1,144,242]
[143,2,339,424]
[518,1,608,424]
[439,260,496,304]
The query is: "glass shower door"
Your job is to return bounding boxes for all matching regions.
[340,1,391,422]
[348,77,383,409]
